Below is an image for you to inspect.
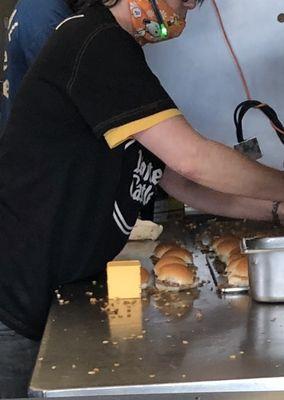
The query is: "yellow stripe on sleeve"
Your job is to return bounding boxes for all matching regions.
[104,108,182,149]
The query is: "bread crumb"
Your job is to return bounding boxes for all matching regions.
[114,363,120,367]
[182,340,189,345]
[112,341,118,345]
[39,357,44,361]
[181,374,187,378]
[85,291,93,297]
[102,340,109,344]
[90,297,97,305]
[229,355,236,359]
[72,364,76,369]
[149,374,156,378]
[51,365,56,370]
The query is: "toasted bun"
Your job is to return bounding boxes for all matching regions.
[227,257,248,277]
[155,264,198,292]
[141,267,152,289]
[154,256,187,275]
[163,248,193,264]
[153,242,176,258]
[211,236,237,251]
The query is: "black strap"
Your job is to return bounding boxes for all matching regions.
[234,100,284,146]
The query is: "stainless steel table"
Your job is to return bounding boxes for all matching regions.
[29,221,284,397]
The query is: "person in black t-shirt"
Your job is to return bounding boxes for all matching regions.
[0,0,284,397]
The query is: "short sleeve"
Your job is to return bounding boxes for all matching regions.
[67,24,181,148]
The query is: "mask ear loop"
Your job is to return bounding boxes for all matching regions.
[148,0,168,38]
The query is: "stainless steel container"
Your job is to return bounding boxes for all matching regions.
[241,237,284,303]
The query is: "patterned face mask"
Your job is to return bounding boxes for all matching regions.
[129,0,186,45]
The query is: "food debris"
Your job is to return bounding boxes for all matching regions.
[138,357,143,360]
[85,291,93,297]
[136,335,144,339]
[112,341,118,345]
[181,374,187,378]
[149,374,156,378]
[38,357,44,361]
[229,355,237,359]
[90,297,98,305]
[114,363,120,367]
[72,364,76,369]
[92,281,97,285]
[182,340,189,345]
[102,340,109,344]
[239,351,245,355]
[166,335,172,338]
[51,365,57,370]
[195,310,203,321]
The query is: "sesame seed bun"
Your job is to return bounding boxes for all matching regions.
[155,264,198,292]
[162,248,193,264]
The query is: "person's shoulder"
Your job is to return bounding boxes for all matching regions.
[16,0,71,24]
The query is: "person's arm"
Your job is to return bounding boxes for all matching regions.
[135,115,284,202]
[160,167,284,223]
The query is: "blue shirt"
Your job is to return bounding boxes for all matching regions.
[0,0,72,131]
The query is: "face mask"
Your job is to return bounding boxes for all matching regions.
[129,0,186,45]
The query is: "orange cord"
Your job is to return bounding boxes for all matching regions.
[210,0,284,136]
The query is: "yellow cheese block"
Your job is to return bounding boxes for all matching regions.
[108,299,142,339]
[107,260,141,299]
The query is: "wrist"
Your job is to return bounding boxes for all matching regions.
[278,202,284,226]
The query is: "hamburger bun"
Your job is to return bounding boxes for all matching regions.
[155,264,198,292]
[227,256,248,277]
[215,239,240,264]
[141,267,153,289]
[211,235,237,252]
[153,242,176,259]
[163,248,193,264]
[227,251,242,266]
[154,256,187,276]
[228,273,249,287]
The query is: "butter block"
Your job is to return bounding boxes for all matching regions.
[107,260,141,299]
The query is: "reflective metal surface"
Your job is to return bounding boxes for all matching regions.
[242,237,284,302]
[29,221,284,397]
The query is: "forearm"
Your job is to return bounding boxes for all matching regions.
[135,116,284,202]
[160,168,281,223]
[192,139,284,202]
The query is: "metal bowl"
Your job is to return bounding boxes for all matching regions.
[241,237,284,303]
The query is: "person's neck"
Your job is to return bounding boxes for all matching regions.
[109,0,134,36]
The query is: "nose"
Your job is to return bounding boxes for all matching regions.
[182,0,196,9]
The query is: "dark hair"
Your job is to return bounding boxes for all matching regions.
[66,0,205,12]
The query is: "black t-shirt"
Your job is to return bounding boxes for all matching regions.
[0,4,180,339]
